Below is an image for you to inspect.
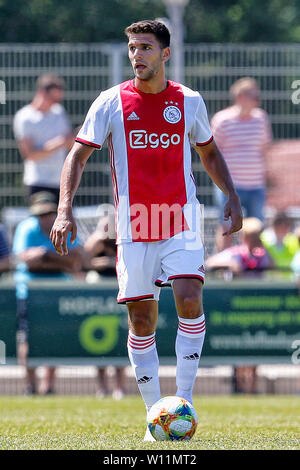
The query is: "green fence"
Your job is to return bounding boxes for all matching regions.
[1,279,300,366]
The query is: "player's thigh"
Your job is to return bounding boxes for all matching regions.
[127,300,159,336]
[116,242,161,304]
[172,278,204,318]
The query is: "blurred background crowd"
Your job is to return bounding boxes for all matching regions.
[1,0,300,396]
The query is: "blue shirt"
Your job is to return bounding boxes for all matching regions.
[13,216,79,299]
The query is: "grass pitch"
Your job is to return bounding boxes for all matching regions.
[0,395,299,450]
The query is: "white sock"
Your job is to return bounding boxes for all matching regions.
[127,331,161,412]
[175,315,206,404]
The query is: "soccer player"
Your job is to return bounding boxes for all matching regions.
[50,20,242,439]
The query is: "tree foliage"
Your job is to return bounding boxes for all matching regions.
[0,0,299,43]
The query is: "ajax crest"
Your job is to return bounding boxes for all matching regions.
[163,105,181,124]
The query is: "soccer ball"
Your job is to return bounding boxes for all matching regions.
[147,396,198,441]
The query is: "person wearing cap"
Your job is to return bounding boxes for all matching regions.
[13,74,74,203]
[12,191,83,395]
[206,217,272,276]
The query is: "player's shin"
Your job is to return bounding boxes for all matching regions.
[175,315,206,404]
[127,331,161,413]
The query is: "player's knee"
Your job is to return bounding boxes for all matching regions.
[179,295,203,318]
[129,312,155,336]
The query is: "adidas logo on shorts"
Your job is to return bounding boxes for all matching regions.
[137,376,152,384]
[127,111,140,120]
[183,353,200,360]
[198,265,205,274]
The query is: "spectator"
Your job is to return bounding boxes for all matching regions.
[232,365,257,395]
[12,191,82,395]
[211,77,272,249]
[84,214,117,280]
[13,74,73,203]
[0,223,10,274]
[84,214,126,400]
[206,217,272,276]
[261,211,300,271]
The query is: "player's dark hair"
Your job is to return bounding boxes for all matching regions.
[125,20,170,49]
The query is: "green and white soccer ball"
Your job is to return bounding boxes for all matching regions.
[147,396,198,441]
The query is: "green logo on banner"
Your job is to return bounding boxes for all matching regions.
[79,315,121,354]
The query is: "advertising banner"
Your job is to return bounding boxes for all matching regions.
[1,281,300,365]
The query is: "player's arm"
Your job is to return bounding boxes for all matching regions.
[193,140,243,235]
[50,142,94,255]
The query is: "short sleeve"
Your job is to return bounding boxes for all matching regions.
[76,93,111,150]
[210,114,226,148]
[13,112,32,141]
[189,94,213,147]
[12,219,37,255]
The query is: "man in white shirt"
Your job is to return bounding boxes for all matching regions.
[13,74,73,203]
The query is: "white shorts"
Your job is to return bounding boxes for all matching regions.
[116,231,205,304]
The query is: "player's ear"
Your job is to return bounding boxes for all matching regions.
[162,47,170,63]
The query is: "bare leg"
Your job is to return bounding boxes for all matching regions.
[39,367,56,394]
[173,278,204,319]
[96,367,109,397]
[17,341,36,395]
[112,367,127,400]
[127,300,158,336]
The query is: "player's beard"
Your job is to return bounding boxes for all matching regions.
[134,54,163,82]
[136,68,155,81]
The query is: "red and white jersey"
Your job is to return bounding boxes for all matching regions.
[76,80,213,244]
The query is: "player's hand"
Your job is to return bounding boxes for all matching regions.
[223,193,243,236]
[50,208,77,256]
